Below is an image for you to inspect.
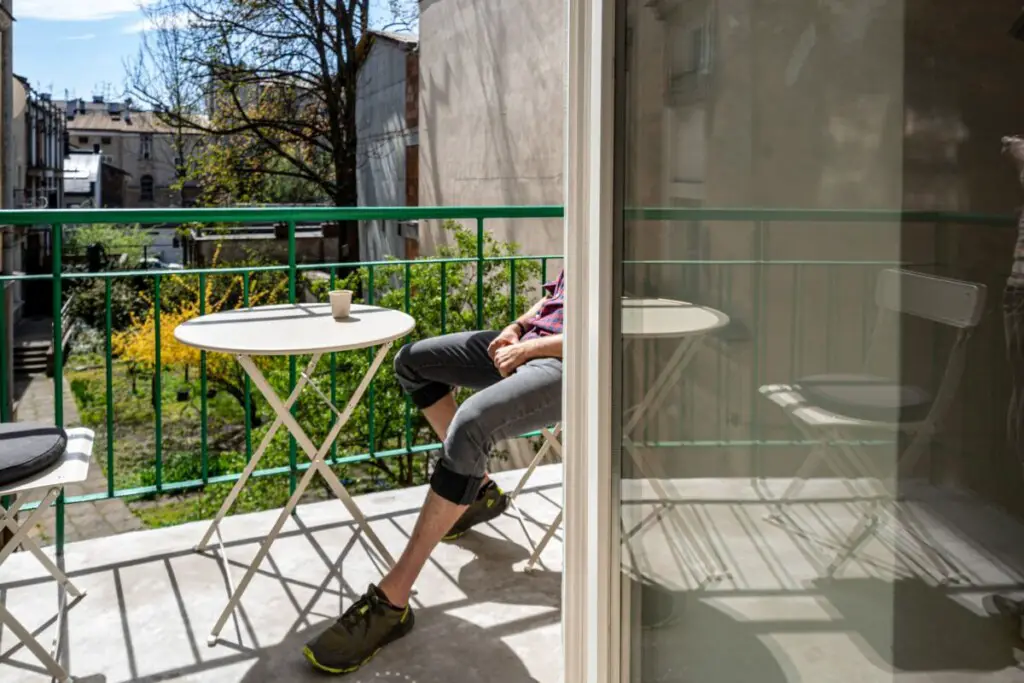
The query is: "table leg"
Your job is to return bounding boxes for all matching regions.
[621,335,730,584]
[207,346,395,645]
[194,354,323,553]
[239,345,397,568]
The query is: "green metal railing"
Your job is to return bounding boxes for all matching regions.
[0,205,1015,555]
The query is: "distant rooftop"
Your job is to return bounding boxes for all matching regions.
[55,100,208,134]
[367,29,418,45]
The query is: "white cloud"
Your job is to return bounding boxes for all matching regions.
[18,0,156,22]
[123,11,192,34]
[61,34,98,42]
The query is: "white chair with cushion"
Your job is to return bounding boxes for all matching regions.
[0,424,95,683]
[760,268,985,583]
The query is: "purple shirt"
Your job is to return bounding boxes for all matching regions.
[522,270,565,340]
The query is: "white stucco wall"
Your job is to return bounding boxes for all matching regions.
[418,0,565,259]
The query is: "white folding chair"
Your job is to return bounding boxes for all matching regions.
[0,427,94,683]
[760,269,985,583]
[508,424,563,571]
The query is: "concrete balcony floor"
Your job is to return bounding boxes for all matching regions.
[3,465,1024,682]
[2,468,565,683]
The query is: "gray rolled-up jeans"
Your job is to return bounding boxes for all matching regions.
[394,330,563,505]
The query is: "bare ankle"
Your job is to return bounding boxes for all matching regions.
[376,579,409,609]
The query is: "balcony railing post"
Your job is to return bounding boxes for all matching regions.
[440,263,447,335]
[0,280,9,551]
[751,220,766,475]
[154,274,163,493]
[199,271,208,484]
[242,272,252,460]
[476,217,484,329]
[105,279,114,496]
[0,279,8,422]
[367,265,376,461]
[287,220,298,495]
[51,222,65,554]
[404,262,412,459]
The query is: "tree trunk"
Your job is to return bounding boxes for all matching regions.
[218,380,261,427]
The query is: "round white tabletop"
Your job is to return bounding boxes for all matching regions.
[621,298,729,339]
[174,303,416,356]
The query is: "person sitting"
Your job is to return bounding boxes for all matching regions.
[303,270,566,675]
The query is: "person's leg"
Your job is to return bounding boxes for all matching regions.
[394,330,520,507]
[394,330,503,472]
[379,358,564,606]
[304,359,562,673]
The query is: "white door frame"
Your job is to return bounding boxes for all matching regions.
[563,0,620,681]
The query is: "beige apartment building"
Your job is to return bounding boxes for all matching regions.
[57,97,200,208]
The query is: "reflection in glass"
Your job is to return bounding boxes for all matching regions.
[614,1,1024,680]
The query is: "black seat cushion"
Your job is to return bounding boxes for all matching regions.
[0,423,68,487]
[795,374,933,423]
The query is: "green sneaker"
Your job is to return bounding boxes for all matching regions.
[303,585,414,675]
[443,480,509,541]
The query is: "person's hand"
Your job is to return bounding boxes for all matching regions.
[494,342,532,377]
[488,324,521,359]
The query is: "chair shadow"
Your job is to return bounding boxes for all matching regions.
[449,531,562,609]
[815,576,1021,673]
[237,607,544,683]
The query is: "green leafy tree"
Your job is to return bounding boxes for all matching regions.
[67,223,153,263]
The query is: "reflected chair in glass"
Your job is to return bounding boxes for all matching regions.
[759,268,985,584]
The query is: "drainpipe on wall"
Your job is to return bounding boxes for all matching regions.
[1,0,11,214]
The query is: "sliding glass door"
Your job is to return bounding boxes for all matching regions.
[592,1,1024,681]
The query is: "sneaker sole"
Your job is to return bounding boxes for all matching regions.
[302,610,415,676]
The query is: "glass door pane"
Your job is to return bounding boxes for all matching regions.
[613,1,1024,681]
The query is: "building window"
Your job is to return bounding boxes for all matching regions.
[77,136,89,145]
[140,175,155,202]
[141,133,153,160]
[101,136,112,145]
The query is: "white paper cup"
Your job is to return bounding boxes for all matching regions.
[329,290,353,319]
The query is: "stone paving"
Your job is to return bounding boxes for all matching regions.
[13,373,142,544]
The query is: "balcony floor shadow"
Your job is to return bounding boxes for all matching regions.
[0,467,566,683]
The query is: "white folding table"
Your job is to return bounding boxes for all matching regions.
[174,303,415,645]
[514,298,730,582]
[0,428,94,683]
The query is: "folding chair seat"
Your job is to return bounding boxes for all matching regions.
[0,425,95,683]
[760,269,985,584]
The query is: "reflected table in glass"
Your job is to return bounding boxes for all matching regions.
[174,303,416,645]
[514,298,730,583]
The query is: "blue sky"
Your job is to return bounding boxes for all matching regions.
[13,0,415,103]
[14,0,157,100]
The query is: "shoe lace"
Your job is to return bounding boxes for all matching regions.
[337,591,386,636]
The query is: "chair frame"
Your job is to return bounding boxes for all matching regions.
[759,269,986,584]
[0,427,94,683]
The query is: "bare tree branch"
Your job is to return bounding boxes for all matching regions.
[127,0,416,209]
